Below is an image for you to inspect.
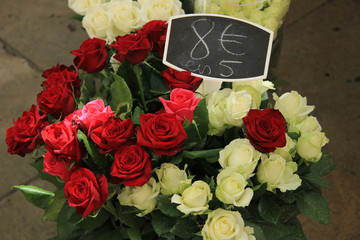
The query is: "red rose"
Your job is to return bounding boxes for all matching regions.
[157,34,166,57]
[162,68,203,92]
[139,20,167,53]
[42,64,76,79]
[243,109,287,153]
[43,151,78,182]
[90,117,135,154]
[159,88,201,123]
[64,168,108,217]
[110,145,151,186]
[41,122,84,162]
[71,38,108,73]
[137,112,187,156]
[75,99,114,132]
[42,69,81,97]
[37,83,76,119]
[6,105,49,156]
[111,31,151,65]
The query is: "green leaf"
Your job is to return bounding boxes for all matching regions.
[184,99,209,149]
[310,152,335,176]
[43,189,67,221]
[149,70,168,94]
[132,106,143,125]
[118,205,146,228]
[287,132,300,140]
[244,221,266,240]
[57,204,83,240]
[13,185,54,209]
[296,191,329,224]
[252,183,267,200]
[30,158,64,189]
[109,73,133,116]
[71,14,84,21]
[77,130,106,168]
[80,74,97,102]
[170,216,199,239]
[260,223,306,240]
[77,208,111,233]
[127,228,142,240]
[258,195,281,224]
[151,210,177,237]
[156,195,183,217]
[303,173,332,189]
[183,148,222,163]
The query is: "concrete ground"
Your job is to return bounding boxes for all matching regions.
[0,0,359,239]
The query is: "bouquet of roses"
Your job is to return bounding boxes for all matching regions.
[6,0,334,239]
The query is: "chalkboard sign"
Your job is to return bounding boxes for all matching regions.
[163,14,273,82]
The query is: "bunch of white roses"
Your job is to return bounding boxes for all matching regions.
[194,0,291,38]
[68,0,185,42]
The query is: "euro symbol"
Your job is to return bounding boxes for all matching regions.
[219,24,247,56]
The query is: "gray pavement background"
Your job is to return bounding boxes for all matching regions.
[0,0,359,239]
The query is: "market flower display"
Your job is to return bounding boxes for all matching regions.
[6,1,335,239]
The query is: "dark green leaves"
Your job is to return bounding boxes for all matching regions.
[183,148,222,163]
[310,152,335,176]
[156,195,182,217]
[13,185,54,209]
[295,191,330,224]
[109,73,133,116]
[77,130,106,168]
[259,195,281,224]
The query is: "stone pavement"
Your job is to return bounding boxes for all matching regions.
[0,0,359,239]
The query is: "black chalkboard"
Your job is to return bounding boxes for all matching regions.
[163,14,273,82]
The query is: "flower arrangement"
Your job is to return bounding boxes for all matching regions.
[6,0,334,239]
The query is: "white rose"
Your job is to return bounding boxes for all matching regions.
[257,153,301,192]
[224,90,252,126]
[273,91,315,122]
[232,79,274,108]
[296,131,329,163]
[171,180,212,215]
[107,0,144,37]
[140,0,185,22]
[155,163,191,195]
[82,5,112,41]
[296,116,322,135]
[68,0,106,15]
[207,89,232,135]
[215,168,253,207]
[118,177,160,216]
[219,138,261,178]
[274,134,296,162]
[202,208,255,240]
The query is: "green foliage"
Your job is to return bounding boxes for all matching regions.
[13,185,54,209]
[310,152,336,176]
[77,130,107,168]
[156,195,183,217]
[151,210,177,237]
[184,98,209,149]
[43,189,67,221]
[295,191,330,224]
[258,195,281,224]
[170,216,200,239]
[183,148,222,163]
[109,73,133,116]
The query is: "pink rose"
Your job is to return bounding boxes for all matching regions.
[159,88,201,123]
[76,99,114,132]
